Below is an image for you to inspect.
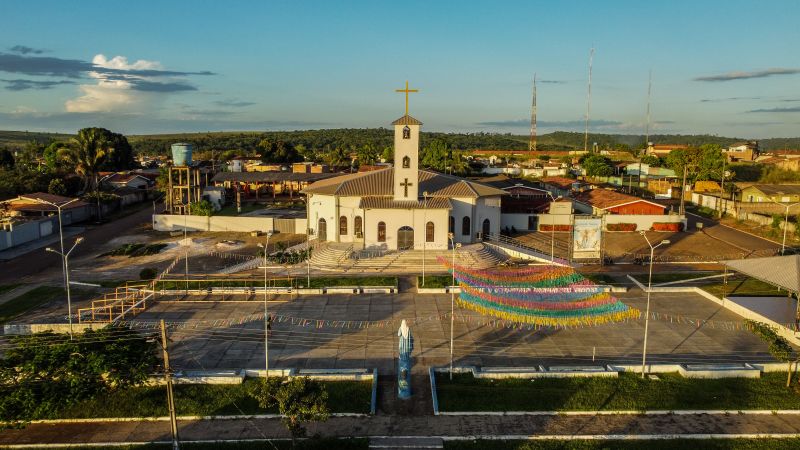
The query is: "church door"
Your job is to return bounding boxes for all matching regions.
[318,218,327,242]
[397,226,414,250]
[482,219,491,239]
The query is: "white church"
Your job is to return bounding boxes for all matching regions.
[303,86,505,251]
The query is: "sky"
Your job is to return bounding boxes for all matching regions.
[1,0,799,138]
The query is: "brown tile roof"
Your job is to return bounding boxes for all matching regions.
[573,189,665,210]
[212,172,337,183]
[359,196,451,210]
[358,165,389,172]
[540,177,579,190]
[651,144,689,150]
[9,193,88,211]
[303,168,506,198]
[391,115,423,126]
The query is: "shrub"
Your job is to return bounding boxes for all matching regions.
[651,222,684,232]
[47,179,66,196]
[539,224,571,232]
[606,223,637,232]
[190,200,214,217]
[139,267,158,280]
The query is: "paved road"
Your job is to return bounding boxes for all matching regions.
[686,213,780,253]
[0,204,157,285]
[3,413,800,445]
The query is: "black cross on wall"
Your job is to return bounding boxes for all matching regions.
[400,178,413,197]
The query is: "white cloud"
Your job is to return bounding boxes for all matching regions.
[66,81,143,113]
[91,54,161,71]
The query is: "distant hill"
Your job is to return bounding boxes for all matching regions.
[1,128,799,153]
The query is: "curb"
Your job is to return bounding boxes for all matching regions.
[22,412,369,424]
[436,410,800,416]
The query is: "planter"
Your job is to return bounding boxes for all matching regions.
[606,223,637,232]
[651,222,684,232]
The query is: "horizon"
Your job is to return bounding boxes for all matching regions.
[1,1,799,138]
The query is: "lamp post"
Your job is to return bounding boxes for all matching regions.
[422,191,429,287]
[448,233,461,380]
[34,197,80,292]
[258,231,274,379]
[639,231,669,378]
[46,237,84,339]
[546,192,556,262]
[766,199,800,255]
[95,173,114,223]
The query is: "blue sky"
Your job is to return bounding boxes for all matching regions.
[1,0,799,138]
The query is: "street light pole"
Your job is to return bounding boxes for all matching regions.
[546,192,556,262]
[46,237,84,339]
[448,233,461,380]
[767,199,800,255]
[422,191,428,287]
[258,231,273,379]
[639,231,669,378]
[35,197,80,293]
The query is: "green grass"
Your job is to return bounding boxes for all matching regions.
[691,205,719,219]
[445,439,800,450]
[632,272,720,284]
[100,243,167,258]
[435,372,800,412]
[52,379,372,419]
[581,273,617,285]
[20,439,369,450]
[418,275,453,288]
[703,278,789,298]
[0,283,22,296]
[216,204,267,216]
[156,276,397,290]
[0,286,66,324]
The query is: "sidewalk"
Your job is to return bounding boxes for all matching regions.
[3,413,800,445]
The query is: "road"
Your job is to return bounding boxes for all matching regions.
[686,213,780,254]
[0,204,157,285]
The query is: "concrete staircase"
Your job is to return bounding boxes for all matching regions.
[309,242,508,273]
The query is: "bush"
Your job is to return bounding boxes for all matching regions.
[47,179,66,196]
[539,224,571,232]
[190,200,214,217]
[139,267,158,280]
[606,223,637,232]
[651,222,684,232]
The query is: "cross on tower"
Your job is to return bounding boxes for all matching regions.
[400,178,413,198]
[395,81,419,116]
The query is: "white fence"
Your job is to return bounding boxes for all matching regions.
[154,214,306,234]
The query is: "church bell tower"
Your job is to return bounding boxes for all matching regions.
[392,81,421,201]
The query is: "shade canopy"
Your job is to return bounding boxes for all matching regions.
[722,255,800,293]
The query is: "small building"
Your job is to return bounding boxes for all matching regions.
[760,156,800,172]
[573,189,668,216]
[646,143,689,158]
[539,176,588,198]
[740,184,800,203]
[101,172,152,190]
[724,141,759,162]
[211,171,337,201]
[0,193,92,252]
[293,162,330,173]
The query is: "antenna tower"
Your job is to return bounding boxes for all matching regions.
[584,47,594,153]
[529,74,537,151]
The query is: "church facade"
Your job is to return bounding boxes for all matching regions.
[303,111,505,251]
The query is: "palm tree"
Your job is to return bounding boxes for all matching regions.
[59,128,114,193]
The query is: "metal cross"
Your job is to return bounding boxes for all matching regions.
[395,81,419,116]
[400,178,413,197]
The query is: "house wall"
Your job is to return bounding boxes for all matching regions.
[740,186,800,203]
[0,216,59,251]
[501,213,572,231]
[606,201,667,215]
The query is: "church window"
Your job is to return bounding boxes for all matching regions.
[378,222,386,242]
[402,126,411,139]
[448,216,455,233]
[402,156,410,168]
[339,216,348,236]
[354,216,363,235]
[426,221,435,242]
[461,216,471,236]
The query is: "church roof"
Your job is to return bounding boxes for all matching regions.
[391,115,423,126]
[302,167,507,198]
[359,196,451,210]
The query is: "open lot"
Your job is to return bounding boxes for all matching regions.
[127,290,774,372]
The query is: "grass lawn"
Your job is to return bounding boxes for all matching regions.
[581,273,617,285]
[21,439,369,450]
[435,372,800,412]
[632,272,720,284]
[418,275,453,288]
[216,204,267,216]
[0,286,70,324]
[52,378,372,419]
[703,278,788,298]
[156,276,397,290]
[445,439,800,450]
[0,283,22,296]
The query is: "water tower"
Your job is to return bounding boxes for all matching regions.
[166,143,202,215]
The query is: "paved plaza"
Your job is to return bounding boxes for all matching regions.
[135,289,774,373]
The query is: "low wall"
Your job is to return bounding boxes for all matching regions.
[154,214,306,234]
[4,323,108,335]
[604,214,686,231]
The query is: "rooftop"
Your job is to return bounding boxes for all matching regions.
[746,184,800,196]
[573,189,665,211]
[391,115,423,126]
[211,171,337,183]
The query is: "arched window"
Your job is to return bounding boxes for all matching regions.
[448,216,455,234]
[461,216,471,236]
[402,126,411,139]
[426,221,435,242]
[354,216,363,236]
[377,221,386,242]
[402,156,410,168]
[339,216,348,236]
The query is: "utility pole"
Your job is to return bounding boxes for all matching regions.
[679,164,688,216]
[584,47,594,153]
[160,320,180,450]
[640,70,652,194]
[529,73,537,151]
[719,156,727,219]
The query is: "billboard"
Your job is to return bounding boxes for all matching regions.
[572,217,602,259]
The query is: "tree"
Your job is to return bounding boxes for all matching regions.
[745,320,796,387]
[325,146,350,167]
[47,179,66,196]
[249,377,330,447]
[356,144,379,166]
[0,148,14,170]
[420,139,449,171]
[580,154,613,177]
[381,146,394,162]
[640,155,662,167]
[259,139,302,164]
[42,142,66,171]
[99,132,136,171]
[189,199,214,216]
[60,128,114,193]
[0,326,157,422]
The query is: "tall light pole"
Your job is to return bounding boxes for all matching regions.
[639,231,669,378]
[258,231,274,379]
[767,199,800,255]
[95,173,114,223]
[46,237,84,339]
[422,191,429,287]
[448,233,461,380]
[35,197,80,292]
[546,192,556,262]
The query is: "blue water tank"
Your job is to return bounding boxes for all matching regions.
[171,143,193,166]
